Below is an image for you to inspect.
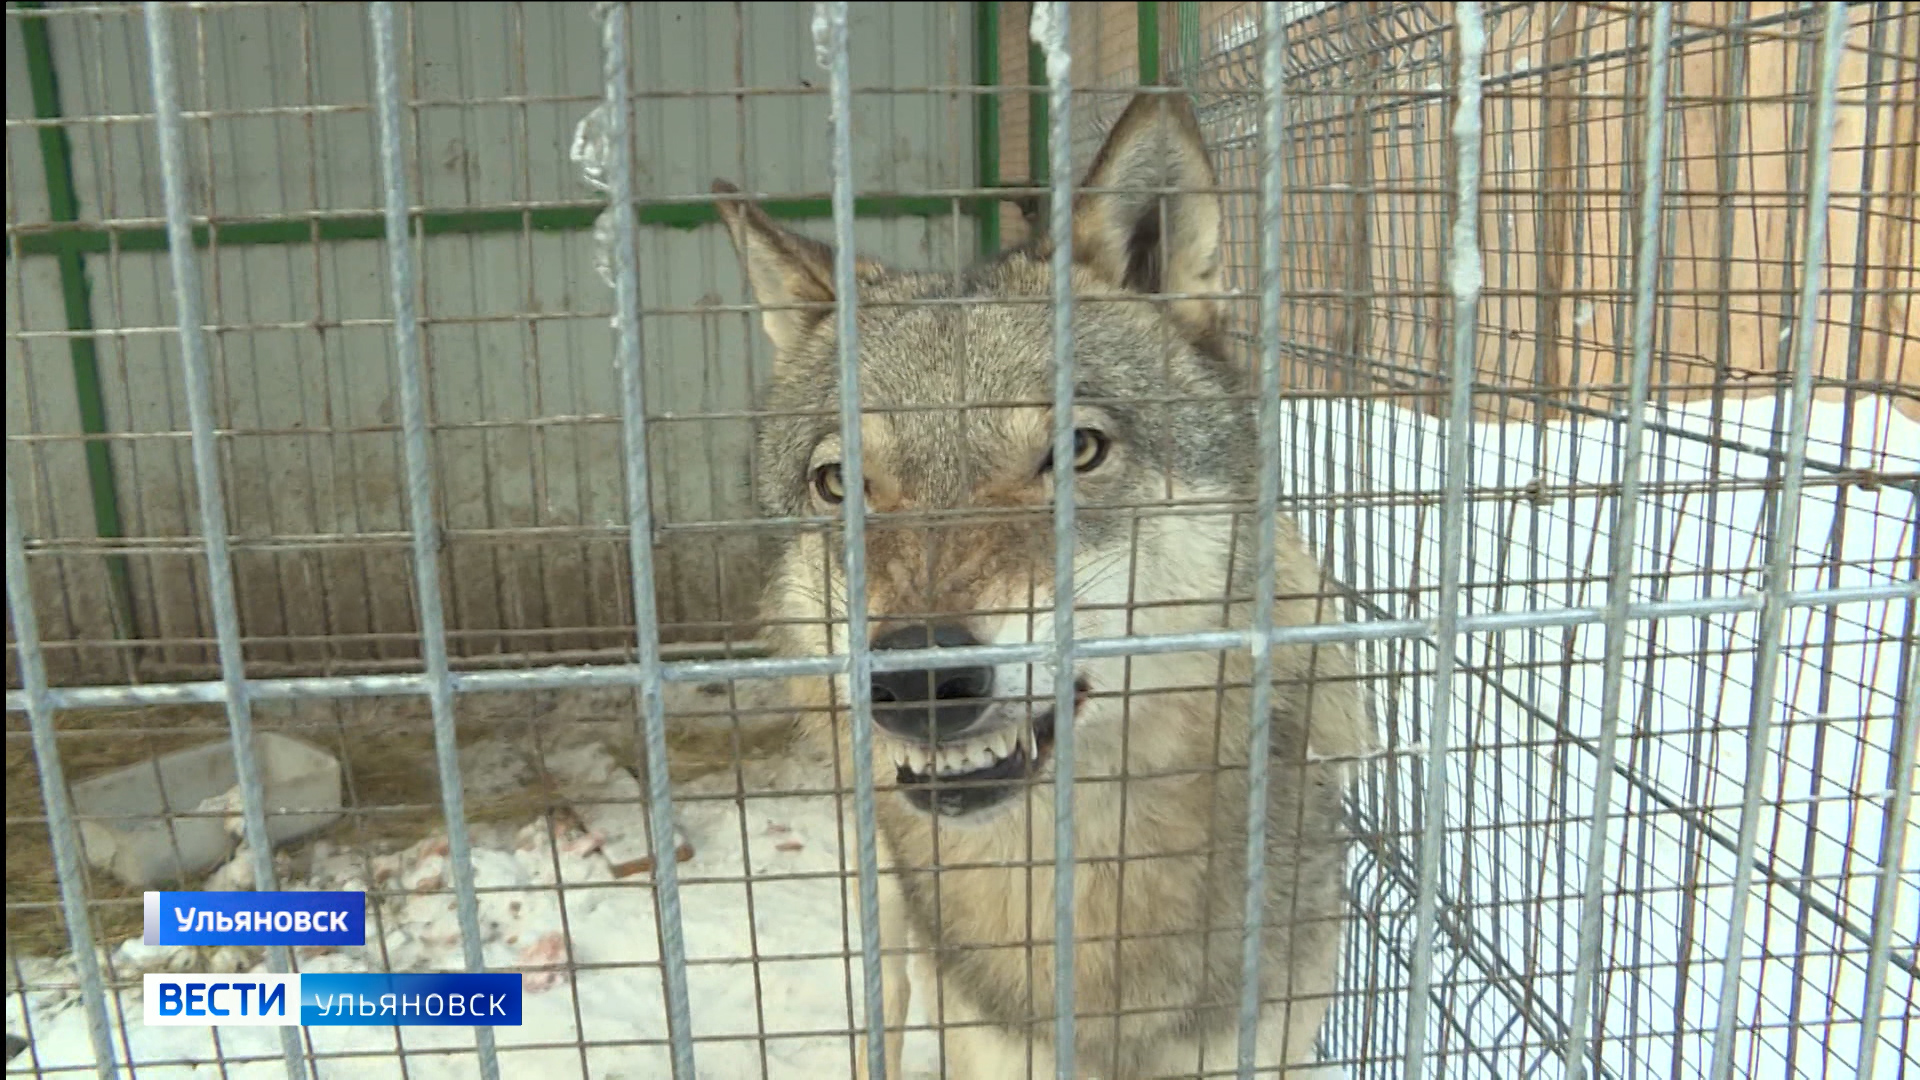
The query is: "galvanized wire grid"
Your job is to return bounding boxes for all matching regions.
[6,3,1918,1080]
[1168,3,1918,1079]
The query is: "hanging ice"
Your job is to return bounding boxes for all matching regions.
[569,102,613,194]
[571,103,622,313]
[589,208,618,291]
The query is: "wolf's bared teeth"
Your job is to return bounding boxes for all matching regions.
[932,745,960,776]
[931,736,999,776]
[900,726,1037,780]
[984,728,1012,764]
[900,744,932,775]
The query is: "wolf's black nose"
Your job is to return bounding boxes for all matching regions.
[870,624,993,742]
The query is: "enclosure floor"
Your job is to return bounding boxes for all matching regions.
[9,734,953,1079]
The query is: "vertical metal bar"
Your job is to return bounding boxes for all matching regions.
[1402,4,1483,1077]
[595,4,702,1068]
[1233,4,1287,1076]
[597,4,699,1076]
[812,5,890,1078]
[1560,6,1674,1079]
[5,491,119,1079]
[1705,8,1850,1078]
[974,0,1001,257]
[366,6,502,1078]
[1855,624,1918,1080]
[1031,4,1079,1075]
[140,6,310,1077]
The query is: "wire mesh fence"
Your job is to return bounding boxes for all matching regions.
[5,2,1916,1080]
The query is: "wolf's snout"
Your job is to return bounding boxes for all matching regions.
[870,623,993,742]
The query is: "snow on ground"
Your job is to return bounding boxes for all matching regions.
[8,392,1916,1079]
[9,736,937,1080]
[1309,392,1918,1080]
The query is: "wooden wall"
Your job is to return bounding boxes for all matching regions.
[993,2,1918,421]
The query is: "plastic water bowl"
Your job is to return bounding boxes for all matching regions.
[69,733,344,888]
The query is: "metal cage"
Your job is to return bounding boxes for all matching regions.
[6,3,1915,1080]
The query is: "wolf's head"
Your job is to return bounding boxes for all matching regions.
[715,92,1297,823]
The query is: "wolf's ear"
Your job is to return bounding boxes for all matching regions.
[1071,93,1223,340]
[711,179,887,354]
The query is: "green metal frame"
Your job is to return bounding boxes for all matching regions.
[1138,2,1161,84]
[16,1,134,641]
[973,1,1001,256]
[10,196,979,259]
[1009,1,1164,229]
[1028,34,1047,186]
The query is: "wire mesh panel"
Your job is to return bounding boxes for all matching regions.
[1161,4,1920,1078]
[6,3,1917,1080]
[5,0,976,685]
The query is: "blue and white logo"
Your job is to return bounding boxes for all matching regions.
[142,973,523,1027]
[144,890,366,948]
[143,975,301,1027]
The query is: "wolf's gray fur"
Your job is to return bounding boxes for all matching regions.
[714,91,1376,1080]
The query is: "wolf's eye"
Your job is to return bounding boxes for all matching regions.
[812,463,846,504]
[1042,428,1111,476]
[1071,428,1110,471]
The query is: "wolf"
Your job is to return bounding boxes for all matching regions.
[711,91,1377,1080]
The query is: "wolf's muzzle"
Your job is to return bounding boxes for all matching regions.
[869,623,993,743]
